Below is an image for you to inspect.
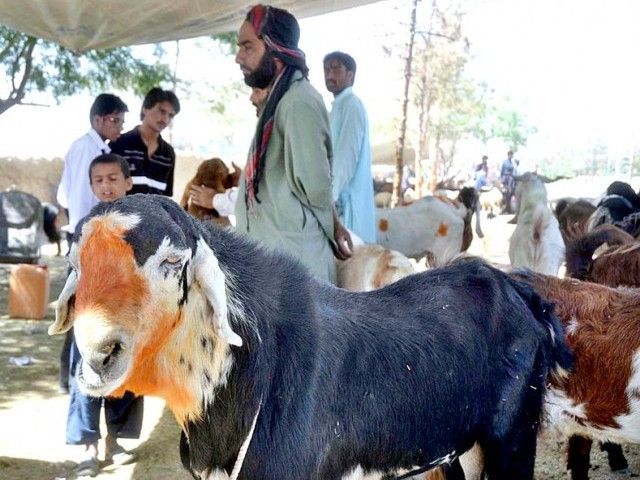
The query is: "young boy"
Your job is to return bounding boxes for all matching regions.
[89,153,133,202]
[57,94,128,395]
[67,153,139,477]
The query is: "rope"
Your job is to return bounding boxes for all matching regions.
[229,399,262,480]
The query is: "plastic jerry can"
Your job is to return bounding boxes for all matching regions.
[8,264,50,320]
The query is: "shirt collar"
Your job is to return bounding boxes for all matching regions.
[88,128,110,153]
[333,86,353,104]
[134,125,164,145]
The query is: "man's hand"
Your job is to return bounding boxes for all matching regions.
[333,220,353,260]
[189,185,216,209]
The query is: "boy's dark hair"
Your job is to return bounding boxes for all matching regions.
[89,94,128,123]
[88,153,131,183]
[323,51,357,76]
[140,87,181,120]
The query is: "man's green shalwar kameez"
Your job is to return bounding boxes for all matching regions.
[235,71,337,284]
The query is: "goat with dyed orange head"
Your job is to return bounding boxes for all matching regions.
[49,195,571,480]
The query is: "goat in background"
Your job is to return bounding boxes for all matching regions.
[180,158,241,226]
[508,172,564,275]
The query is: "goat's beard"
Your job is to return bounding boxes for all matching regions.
[243,51,277,89]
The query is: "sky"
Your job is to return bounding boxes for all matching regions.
[462,0,640,167]
[1,0,640,170]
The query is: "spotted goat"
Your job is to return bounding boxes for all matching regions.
[49,195,571,480]
[563,223,640,478]
[336,243,415,292]
[376,187,483,267]
[512,270,640,480]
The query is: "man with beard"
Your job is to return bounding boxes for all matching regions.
[324,51,376,243]
[232,4,352,283]
[110,87,180,196]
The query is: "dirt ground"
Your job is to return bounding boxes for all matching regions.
[0,248,191,480]
[1,210,639,479]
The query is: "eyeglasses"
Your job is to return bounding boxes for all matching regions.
[104,116,125,126]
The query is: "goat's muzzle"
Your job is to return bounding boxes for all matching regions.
[74,316,132,396]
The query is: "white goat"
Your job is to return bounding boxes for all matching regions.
[337,244,415,292]
[508,173,564,275]
[376,187,483,267]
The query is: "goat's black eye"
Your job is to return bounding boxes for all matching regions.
[163,255,182,265]
[161,256,183,277]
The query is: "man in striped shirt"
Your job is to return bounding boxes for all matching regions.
[110,87,180,196]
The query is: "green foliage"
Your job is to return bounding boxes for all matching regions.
[632,148,640,176]
[403,0,538,181]
[0,26,172,115]
[210,32,238,54]
[409,0,483,178]
[489,106,537,151]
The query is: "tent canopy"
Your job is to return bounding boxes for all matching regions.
[0,1,378,52]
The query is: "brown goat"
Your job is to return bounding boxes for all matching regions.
[562,223,640,478]
[554,198,596,244]
[434,265,640,480]
[565,224,639,286]
[514,270,640,480]
[179,158,241,226]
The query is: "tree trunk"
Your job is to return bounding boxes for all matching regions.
[429,131,441,192]
[415,0,438,199]
[392,0,419,207]
[0,37,36,115]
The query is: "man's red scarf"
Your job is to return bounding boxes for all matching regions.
[244,4,308,208]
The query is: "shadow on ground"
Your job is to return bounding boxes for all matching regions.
[0,456,75,480]
[130,407,191,480]
[0,256,68,409]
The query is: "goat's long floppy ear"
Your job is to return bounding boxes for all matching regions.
[474,197,484,238]
[193,239,242,347]
[48,270,78,335]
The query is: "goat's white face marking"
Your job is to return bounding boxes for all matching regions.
[51,203,247,424]
[74,308,133,396]
[141,236,192,312]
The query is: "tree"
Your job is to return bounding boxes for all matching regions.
[392,0,538,192]
[410,0,485,191]
[0,26,172,116]
[488,105,537,152]
[391,0,419,207]
[431,77,486,180]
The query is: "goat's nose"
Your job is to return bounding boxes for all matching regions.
[85,340,123,373]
